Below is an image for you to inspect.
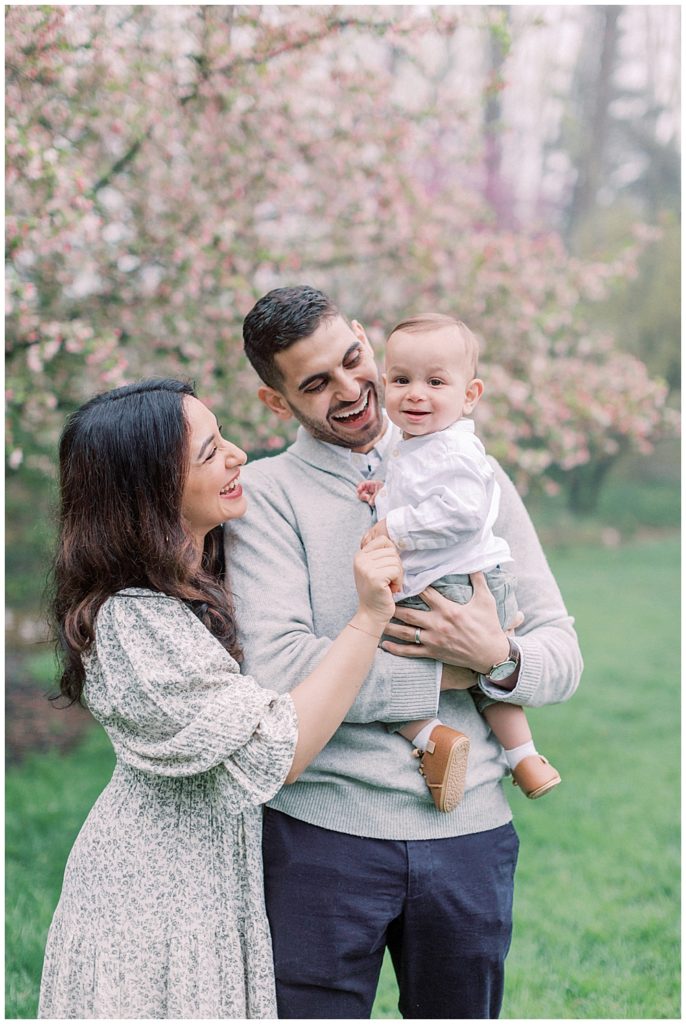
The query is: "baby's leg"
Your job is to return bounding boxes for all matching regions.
[483,703,539,770]
[483,703,561,799]
[397,719,436,744]
[482,702,532,752]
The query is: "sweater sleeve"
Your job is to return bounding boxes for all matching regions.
[226,463,439,725]
[474,461,584,708]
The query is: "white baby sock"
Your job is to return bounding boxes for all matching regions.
[412,718,442,750]
[504,740,537,771]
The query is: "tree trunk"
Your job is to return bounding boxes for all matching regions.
[483,6,515,228]
[566,456,617,514]
[566,5,623,240]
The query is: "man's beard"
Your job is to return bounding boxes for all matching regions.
[287,380,385,451]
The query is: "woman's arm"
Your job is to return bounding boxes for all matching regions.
[90,540,402,804]
[227,465,440,725]
[285,538,401,781]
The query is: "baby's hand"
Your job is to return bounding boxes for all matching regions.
[360,517,391,549]
[357,480,384,507]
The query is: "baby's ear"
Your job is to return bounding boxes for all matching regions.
[463,377,484,413]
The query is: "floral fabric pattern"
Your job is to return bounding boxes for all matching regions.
[39,589,298,1019]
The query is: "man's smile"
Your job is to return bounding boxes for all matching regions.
[330,387,373,424]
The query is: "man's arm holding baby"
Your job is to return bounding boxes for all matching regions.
[381,461,583,708]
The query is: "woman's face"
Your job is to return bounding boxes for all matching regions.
[180,395,247,548]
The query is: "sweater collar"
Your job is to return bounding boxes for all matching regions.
[289,417,401,482]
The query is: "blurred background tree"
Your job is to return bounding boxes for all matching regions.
[4,2,680,627]
[6,5,678,507]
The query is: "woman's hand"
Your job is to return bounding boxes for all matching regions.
[352,536,402,629]
[380,572,521,674]
[360,517,391,549]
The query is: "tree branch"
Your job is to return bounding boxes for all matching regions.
[89,128,152,195]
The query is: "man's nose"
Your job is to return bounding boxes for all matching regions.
[335,372,362,403]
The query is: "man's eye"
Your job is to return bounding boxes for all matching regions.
[205,446,218,462]
[305,380,326,394]
[344,351,362,368]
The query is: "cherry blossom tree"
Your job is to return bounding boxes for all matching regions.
[5,4,677,508]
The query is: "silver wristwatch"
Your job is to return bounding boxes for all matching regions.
[482,638,520,684]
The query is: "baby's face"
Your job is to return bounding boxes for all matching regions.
[383,327,480,437]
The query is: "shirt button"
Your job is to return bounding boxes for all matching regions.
[391,449,399,458]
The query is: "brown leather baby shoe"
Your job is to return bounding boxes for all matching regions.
[511,754,561,799]
[415,725,471,812]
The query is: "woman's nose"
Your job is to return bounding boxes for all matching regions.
[226,444,247,466]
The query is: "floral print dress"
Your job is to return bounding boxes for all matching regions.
[38,589,298,1019]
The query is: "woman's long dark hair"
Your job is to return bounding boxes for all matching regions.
[51,378,242,704]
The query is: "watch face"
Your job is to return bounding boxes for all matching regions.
[489,659,518,681]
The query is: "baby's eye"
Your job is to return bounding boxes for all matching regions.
[429,378,444,387]
[392,376,409,385]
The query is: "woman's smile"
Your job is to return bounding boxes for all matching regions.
[220,474,243,499]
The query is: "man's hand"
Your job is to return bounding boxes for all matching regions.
[360,517,391,548]
[380,572,523,674]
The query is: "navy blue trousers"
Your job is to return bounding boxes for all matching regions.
[262,808,519,1019]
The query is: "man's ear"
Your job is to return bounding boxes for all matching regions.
[351,319,379,362]
[463,378,484,414]
[351,319,369,345]
[257,385,293,421]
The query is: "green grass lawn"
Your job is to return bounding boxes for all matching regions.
[6,537,680,1019]
[5,728,115,1018]
[373,535,681,1019]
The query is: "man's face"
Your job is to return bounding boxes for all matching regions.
[263,316,385,451]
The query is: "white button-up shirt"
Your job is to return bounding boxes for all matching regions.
[376,419,512,600]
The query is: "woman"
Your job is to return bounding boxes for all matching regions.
[38,378,401,1019]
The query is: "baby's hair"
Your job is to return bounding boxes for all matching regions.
[387,313,479,377]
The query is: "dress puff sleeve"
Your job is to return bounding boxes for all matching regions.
[85,589,298,808]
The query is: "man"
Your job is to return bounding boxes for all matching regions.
[226,286,582,1019]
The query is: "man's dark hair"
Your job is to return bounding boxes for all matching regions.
[243,286,342,388]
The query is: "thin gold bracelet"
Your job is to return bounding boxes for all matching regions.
[347,622,383,642]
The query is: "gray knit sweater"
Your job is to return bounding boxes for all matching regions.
[226,425,582,840]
